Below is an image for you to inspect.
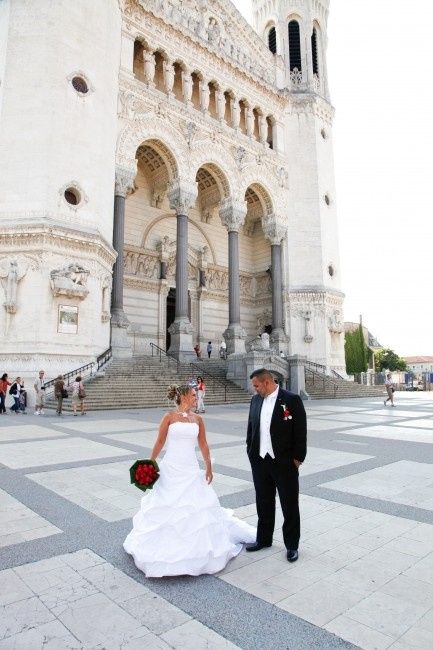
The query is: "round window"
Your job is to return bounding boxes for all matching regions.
[321,128,327,140]
[71,76,88,94]
[324,194,331,206]
[328,265,335,277]
[64,187,81,206]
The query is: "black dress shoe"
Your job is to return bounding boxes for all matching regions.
[245,542,272,552]
[286,549,299,562]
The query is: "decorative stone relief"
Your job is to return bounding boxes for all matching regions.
[255,274,272,296]
[124,251,159,279]
[302,310,313,344]
[328,309,343,334]
[101,275,111,323]
[207,267,228,292]
[219,198,247,232]
[0,258,29,315]
[256,308,272,333]
[168,177,198,214]
[262,216,286,245]
[115,165,137,197]
[50,263,90,299]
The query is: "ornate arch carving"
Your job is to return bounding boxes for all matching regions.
[116,116,188,177]
[190,141,238,195]
[240,174,278,219]
[141,214,217,264]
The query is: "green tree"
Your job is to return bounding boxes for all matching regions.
[374,349,407,372]
[345,325,368,374]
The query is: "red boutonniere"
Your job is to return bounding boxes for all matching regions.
[281,404,292,420]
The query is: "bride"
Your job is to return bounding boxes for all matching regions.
[124,384,255,577]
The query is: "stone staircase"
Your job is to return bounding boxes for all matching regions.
[46,356,251,411]
[306,370,385,400]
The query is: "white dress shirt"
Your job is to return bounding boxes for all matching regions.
[259,385,279,459]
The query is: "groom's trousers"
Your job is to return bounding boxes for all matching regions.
[250,454,300,550]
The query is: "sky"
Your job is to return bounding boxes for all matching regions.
[233,1,433,357]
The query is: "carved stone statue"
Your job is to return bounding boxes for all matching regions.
[50,263,89,299]
[0,258,28,314]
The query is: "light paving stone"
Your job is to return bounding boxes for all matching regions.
[80,562,150,603]
[416,607,433,632]
[378,574,433,609]
[0,488,61,548]
[2,438,132,469]
[55,592,150,649]
[58,418,156,434]
[344,591,431,639]
[337,425,433,444]
[403,551,433,584]
[0,596,55,641]
[392,418,433,430]
[0,425,68,442]
[14,563,86,595]
[324,615,395,650]
[120,593,191,635]
[106,429,239,447]
[0,569,33,606]
[161,619,241,649]
[0,619,82,649]
[220,555,288,589]
[60,549,107,571]
[277,579,366,627]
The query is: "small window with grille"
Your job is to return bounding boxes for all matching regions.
[268,26,277,54]
[312,28,319,75]
[288,20,302,71]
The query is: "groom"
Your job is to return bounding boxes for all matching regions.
[246,368,307,562]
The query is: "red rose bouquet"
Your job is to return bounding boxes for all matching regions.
[129,459,160,492]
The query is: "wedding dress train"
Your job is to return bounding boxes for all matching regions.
[123,421,255,577]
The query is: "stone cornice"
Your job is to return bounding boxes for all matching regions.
[286,94,335,125]
[0,222,116,268]
[123,0,282,97]
[123,0,275,90]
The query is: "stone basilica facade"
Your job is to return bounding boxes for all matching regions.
[0,0,345,380]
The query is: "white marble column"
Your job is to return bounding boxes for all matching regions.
[262,217,288,353]
[167,177,198,360]
[220,198,247,355]
[111,166,136,357]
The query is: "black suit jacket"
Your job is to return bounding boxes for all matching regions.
[246,388,307,463]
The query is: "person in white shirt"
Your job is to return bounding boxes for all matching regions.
[34,370,46,415]
[246,368,307,563]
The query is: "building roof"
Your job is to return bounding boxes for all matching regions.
[404,356,433,364]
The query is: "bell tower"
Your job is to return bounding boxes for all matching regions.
[251,0,345,373]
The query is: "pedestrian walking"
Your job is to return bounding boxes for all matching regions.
[384,373,395,407]
[193,344,202,359]
[0,373,11,414]
[34,370,46,415]
[196,376,206,413]
[207,341,212,358]
[18,379,27,413]
[54,374,66,416]
[9,377,22,414]
[71,376,86,416]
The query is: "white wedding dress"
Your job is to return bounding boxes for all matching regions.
[124,421,256,577]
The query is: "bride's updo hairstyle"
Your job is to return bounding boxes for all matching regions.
[167,384,193,405]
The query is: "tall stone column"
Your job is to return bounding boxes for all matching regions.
[220,199,247,355]
[263,217,288,353]
[167,177,198,360]
[111,166,136,358]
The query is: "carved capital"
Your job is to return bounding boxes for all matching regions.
[167,177,198,215]
[115,165,136,198]
[262,215,286,245]
[219,198,247,233]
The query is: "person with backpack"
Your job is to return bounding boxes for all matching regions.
[0,373,11,414]
[54,374,66,416]
[9,377,22,414]
[71,375,86,416]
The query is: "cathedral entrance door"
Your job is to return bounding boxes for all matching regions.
[166,288,192,350]
[166,288,176,350]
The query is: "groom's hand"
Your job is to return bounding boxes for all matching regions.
[293,459,302,469]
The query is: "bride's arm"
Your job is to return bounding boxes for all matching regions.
[150,414,170,461]
[197,417,213,484]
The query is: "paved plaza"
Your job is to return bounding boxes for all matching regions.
[1,394,433,649]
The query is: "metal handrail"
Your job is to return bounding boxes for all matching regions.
[305,367,339,398]
[44,362,95,393]
[331,369,345,380]
[97,347,112,371]
[150,342,180,371]
[304,360,327,374]
[189,362,229,402]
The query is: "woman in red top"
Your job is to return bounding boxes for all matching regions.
[196,376,206,413]
[0,373,11,414]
